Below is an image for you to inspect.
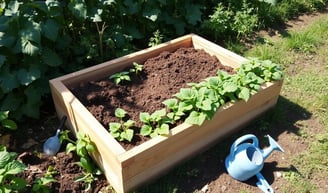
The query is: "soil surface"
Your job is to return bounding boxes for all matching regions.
[70,47,234,149]
[1,8,327,193]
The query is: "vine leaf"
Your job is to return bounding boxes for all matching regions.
[21,86,42,118]
[17,67,41,86]
[143,7,160,22]
[68,0,87,19]
[185,4,202,25]
[17,21,41,56]
[0,67,19,93]
[0,55,6,66]
[4,0,21,16]
[42,48,62,67]
[41,19,60,41]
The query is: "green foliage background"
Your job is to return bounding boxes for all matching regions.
[0,0,326,122]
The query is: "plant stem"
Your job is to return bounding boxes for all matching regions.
[95,22,108,61]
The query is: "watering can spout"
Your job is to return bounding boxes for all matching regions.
[261,135,284,160]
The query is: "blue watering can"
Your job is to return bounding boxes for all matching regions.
[225,134,284,193]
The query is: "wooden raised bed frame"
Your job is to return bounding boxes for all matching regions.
[49,34,283,193]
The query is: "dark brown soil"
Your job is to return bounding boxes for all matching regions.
[4,116,109,193]
[70,47,234,149]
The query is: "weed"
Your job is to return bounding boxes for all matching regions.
[233,0,259,38]
[62,131,102,191]
[148,30,164,47]
[109,71,131,85]
[130,62,144,75]
[0,111,17,134]
[32,166,57,193]
[285,30,320,53]
[109,62,143,85]
[0,146,27,192]
[283,170,315,192]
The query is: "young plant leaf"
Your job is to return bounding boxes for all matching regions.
[114,108,127,118]
[238,87,251,101]
[140,125,152,136]
[156,124,169,136]
[121,129,134,142]
[185,111,206,126]
[109,122,121,132]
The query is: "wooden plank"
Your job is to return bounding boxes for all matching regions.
[58,35,193,88]
[191,34,247,68]
[69,100,126,191]
[119,80,283,183]
[123,96,280,192]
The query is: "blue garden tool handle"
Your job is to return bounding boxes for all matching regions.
[256,172,274,193]
[230,134,259,156]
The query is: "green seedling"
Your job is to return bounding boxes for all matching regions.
[148,30,164,47]
[109,71,130,85]
[162,98,191,123]
[62,131,101,191]
[45,165,58,177]
[109,62,144,85]
[0,111,17,133]
[109,108,135,142]
[140,108,170,138]
[32,167,57,193]
[130,62,143,75]
[32,176,57,193]
[0,146,27,192]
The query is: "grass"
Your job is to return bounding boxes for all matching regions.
[245,13,328,193]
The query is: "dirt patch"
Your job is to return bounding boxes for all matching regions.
[257,6,328,42]
[69,47,234,150]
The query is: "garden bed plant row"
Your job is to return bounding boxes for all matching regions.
[104,57,283,143]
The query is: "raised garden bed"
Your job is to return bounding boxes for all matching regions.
[49,34,283,193]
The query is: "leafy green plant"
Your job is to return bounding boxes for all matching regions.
[148,30,164,47]
[162,98,190,123]
[0,111,17,133]
[0,146,27,192]
[61,131,101,191]
[173,87,218,126]
[109,71,131,85]
[140,109,170,138]
[106,57,283,136]
[31,166,57,193]
[109,62,143,85]
[130,62,144,75]
[168,58,283,126]
[201,3,233,41]
[232,0,259,37]
[109,108,135,142]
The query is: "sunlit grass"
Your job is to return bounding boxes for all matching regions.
[243,12,328,193]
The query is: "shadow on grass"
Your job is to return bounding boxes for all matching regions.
[134,96,312,193]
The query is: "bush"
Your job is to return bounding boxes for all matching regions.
[0,0,211,121]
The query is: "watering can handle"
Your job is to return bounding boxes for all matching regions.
[230,134,259,156]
